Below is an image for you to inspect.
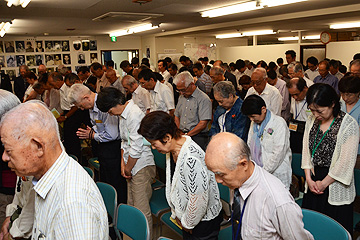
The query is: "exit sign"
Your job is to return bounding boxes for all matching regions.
[111,36,117,42]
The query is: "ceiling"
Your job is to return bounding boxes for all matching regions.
[0,0,360,39]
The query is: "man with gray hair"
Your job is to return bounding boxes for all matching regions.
[106,68,126,94]
[288,62,313,87]
[350,59,360,77]
[68,84,127,204]
[245,67,282,116]
[121,75,151,114]
[174,71,212,150]
[205,132,313,240]
[0,101,108,239]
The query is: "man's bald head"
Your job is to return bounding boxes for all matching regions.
[206,132,250,170]
[105,69,117,84]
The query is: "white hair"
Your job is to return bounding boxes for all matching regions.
[68,83,92,104]
[253,67,267,79]
[122,75,137,86]
[0,100,61,148]
[0,90,20,121]
[173,71,194,87]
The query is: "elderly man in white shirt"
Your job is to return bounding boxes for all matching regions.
[242,95,292,189]
[96,87,156,239]
[205,132,313,240]
[1,101,108,239]
[245,67,282,116]
[138,68,175,116]
[122,75,151,114]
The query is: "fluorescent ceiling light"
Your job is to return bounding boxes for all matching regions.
[6,0,31,8]
[261,0,307,8]
[278,35,320,41]
[201,0,307,18]
[216,33,242,39]
[0,22,11,38]
[109,23,159,37]
[216,30,275,39]
[241,29,275,36]
[201,1,259,18]
[330,21,360,29]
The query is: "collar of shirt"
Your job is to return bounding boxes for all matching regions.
[92,93,99,113]
[99,72,106,82]
[238,161,260,201]
[258,83,273,96]
[189,87,201,99]
[120,99,134,120]
[153,80,161,93]
[33,150,68,199]
[134,85,142,95]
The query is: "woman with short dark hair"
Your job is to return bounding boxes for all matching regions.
[138,111,222,240]
[301,83,358,233]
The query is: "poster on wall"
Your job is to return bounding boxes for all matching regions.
[5,41,15,53]
[16,55,25,67]
[45,54,54,65]
[146,47,150,58]
[35,41,44,52]
[63,54,71,64]
[6,55,16,67]
[15,41,26,53]
[6,70,16,80]
[25,41,34,52]
[73,40,81,51]
[35,55,43,66]
[82,40,90,51]
[90,40,97,51]
[54,54,62,65]
[53,41,62,52]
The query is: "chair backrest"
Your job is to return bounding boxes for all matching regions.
[116,204,150,240]
[96,182,117,222]
[157,237,172,240]
[151,148,166,171]
[218,183,230,204]
[69,154,78,162]
[355,169,360,197]
[291,153,305,178]
[302,209,350,240]
[83,166,94,180]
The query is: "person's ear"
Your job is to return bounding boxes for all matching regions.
[261,106,267,114]
[163,134,172,144]
[30,137,45,158]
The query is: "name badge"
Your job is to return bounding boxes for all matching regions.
[289,122,298,132]
[95,120,103,123]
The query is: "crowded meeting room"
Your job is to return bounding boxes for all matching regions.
[1,0,360,239]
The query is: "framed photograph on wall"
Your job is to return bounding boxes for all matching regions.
[90,53,98,63]
[62,41,70,51]
[35,55,44,66]
[82,40,90,51]
[45,54,54,65]
[35,41,44,52]
[6,55,16,67]
[0,41,4,53]
[6,70,16,80]
[5,41,15,53]
[15,41,26,53]
[63,54,71,64]
[0,56,5,67]
[16,55,25,67]
[54,54,62,65]
[90,40,97,51]
[45,41,53,52]
[25,41,35,52]
[26,55,36,67]
[53,41,62,52]
[78,52,86,64]
[73,40,81,51]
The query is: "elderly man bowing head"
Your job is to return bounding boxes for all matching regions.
[0,101,108,239]
[205,132,313,240]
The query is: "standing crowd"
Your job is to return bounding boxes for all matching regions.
[0,51,360,239]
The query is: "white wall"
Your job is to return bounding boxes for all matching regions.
[218,43,300,64]
[327,41,360,67]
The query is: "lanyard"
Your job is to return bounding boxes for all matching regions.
[311,118,336,158]
[295,101,306,120]
[232,197,248,240]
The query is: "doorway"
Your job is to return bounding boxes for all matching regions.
[101,49,139,76]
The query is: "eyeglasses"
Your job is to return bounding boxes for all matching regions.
[251,79,264,86]
[176,84,191,93]
[139,81,147,86]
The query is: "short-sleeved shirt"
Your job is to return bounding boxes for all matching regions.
[149,81,175,113]
[132,85,151,114]
[314,73,339,94]
[175,87,212,133]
